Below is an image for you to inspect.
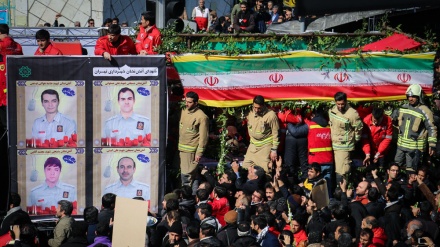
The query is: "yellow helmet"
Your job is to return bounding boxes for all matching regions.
[406,84,422,97]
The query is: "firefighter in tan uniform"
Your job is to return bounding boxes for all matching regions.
[329,92,363,182]
[178,91,209,189]
[243,95,280,172]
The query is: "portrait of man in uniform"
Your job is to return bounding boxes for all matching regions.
[28,157,77,215]
[103,156,150,200]
[102,87,151,146]
[31,89,77,143]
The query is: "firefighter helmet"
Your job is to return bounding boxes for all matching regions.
[406,84,422,97]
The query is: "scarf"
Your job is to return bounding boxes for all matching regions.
[256,226,269,243]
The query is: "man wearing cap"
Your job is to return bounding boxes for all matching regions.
[392,84,437,171]
[234,222,259,246]
[162,222,187,247]
[28,157,77,215]
[103,157,150,200]
[217,210,239,246]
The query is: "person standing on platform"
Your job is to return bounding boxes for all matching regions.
[34,29,62,55]
[94,24,137,61]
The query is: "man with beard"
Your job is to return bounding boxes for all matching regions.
[48,200,75,247]
[34,29,62,55]
[329,92,363,183]
[300,163,325,197]
[392,84,437,172]
[103,156,150,200]
[242,95,279,171]
[94,24,137,61]
[178,91,209,191]
[352,181,371,205]
[233,2,256,33]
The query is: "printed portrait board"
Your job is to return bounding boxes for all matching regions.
[16,148,85,215]
[15,81,86,149]
[7,56,166,215]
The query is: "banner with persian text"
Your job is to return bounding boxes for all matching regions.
[7,56,167,215]
[172,51,434,107]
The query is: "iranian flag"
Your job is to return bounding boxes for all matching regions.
[171,51,434,107]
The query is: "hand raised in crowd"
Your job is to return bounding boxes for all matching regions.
[271,174,280,191]
[201,166,208,175]
[276,156,283,168]
[12,225,20,240]
[281,234,291,246]
[231,160,239,173]
[363,154,370,166]
[416,173,424,185]
[270,150,277,162]
[408,173,417,185]
[371,169,378,179]
[339,178,347,193]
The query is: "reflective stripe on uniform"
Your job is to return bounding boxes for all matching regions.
[250,136,274,147]
[309,147,333,152]
[178,143,197,152]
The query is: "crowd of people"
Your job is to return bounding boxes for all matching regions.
[1,1,440,247]
[195,0,299,34]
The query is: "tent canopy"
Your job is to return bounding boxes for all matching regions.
[342,33,422,53]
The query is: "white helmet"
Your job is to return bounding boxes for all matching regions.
[406,84,422,97]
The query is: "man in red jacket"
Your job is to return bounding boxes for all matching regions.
[34,29,62,55]
[0,24,22,107]
[362,107,393,167]
[94,24,137,61]
[136,12,161,55]
[361,216,387,247]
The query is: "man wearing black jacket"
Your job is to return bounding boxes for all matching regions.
[0,193,31,236]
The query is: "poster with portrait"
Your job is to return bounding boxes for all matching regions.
[7,56,166,214]
[92,81,160,148]
[92,148,159,213]
[16,148,85,215]
[15,81,85,149]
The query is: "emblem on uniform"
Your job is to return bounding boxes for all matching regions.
[57,125,63,132]
[0,64,5,71]
[137,121,144,130]
[137,190,142,196]
[63,191,69,198]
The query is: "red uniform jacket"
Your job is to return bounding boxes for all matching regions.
[306,119,333,164]
[34,43,62,55]
[135,25,162,55]
[94,35,137,56]
[208,197,230,226]
[372,227,387,247]
[0,36,23,106]
[362,114,393,157]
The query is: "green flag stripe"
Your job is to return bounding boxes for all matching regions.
[173,56,433,74]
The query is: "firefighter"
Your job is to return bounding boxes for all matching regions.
[361,107,393,167]
[243,95,280,172]
[392,84,437,172]
[305,106,334,192]
[329,92,363,183]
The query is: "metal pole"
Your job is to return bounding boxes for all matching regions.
[156,0,165,28]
